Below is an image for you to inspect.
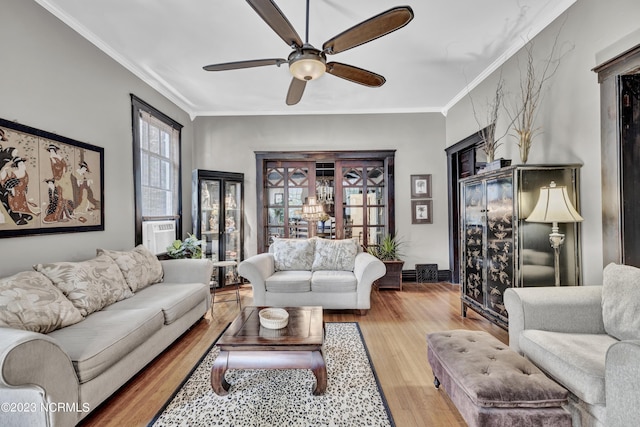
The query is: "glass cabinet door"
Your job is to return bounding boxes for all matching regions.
[193,170,244,288]
[199,179,220,260]
[224,181,241,264]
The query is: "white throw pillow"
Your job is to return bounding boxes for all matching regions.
[0,271,83,333]
[312,238,358,272]
[34,255,133,317]
[602,263,640,341]
[97,245,164,292]
[270,238,316,271]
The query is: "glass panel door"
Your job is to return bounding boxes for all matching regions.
[224,181,241,262]
[199,179,220,260]
[337,160,386,248]
[263,162,314,250]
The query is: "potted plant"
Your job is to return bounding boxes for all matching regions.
[367,234,405,291]
[166,234,204,259]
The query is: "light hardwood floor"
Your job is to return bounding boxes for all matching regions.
[79,282,508,427]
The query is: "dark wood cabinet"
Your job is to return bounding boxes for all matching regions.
[192,169,244,287]
[460,165,582,328]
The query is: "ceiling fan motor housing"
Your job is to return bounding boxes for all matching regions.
[288,44,326,81]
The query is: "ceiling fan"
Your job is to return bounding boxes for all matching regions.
[203,0,414,105]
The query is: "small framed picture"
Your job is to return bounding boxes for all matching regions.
[412,200,433,224]
[411,174,432,198]
[274,192,283,205]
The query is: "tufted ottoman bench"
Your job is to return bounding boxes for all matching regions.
[426,330,571,427]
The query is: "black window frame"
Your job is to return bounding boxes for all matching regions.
[131,94,183,247]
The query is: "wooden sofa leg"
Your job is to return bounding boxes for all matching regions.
[356,309,368,316]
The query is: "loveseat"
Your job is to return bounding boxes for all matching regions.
[504,263,640,427]
[238,237,386,314]
[0,245,213,427]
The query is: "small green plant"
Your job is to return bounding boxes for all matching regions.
[367,233,403,261]
[166,234,203,259]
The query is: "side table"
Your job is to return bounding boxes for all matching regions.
[211,260,241,316]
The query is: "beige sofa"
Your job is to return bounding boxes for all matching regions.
[504,263,640,427]
[238,237,386,314]
[0,246,213,427]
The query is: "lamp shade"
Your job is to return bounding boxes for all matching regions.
[526,181,583,223]
[301,196,324,221]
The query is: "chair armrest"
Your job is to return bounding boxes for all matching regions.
[353,253,386,309]
[504,286,605,353]
[0,328,79,427]
[160,259,214,284]
[238,253,275,305]
[606,340,640,425]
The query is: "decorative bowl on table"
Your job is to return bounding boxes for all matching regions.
[259,308,289,329]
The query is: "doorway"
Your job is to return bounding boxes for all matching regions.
[594,44,640,265]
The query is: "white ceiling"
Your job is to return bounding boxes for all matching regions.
[35,0,575,117]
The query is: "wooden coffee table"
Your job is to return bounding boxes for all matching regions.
[210,306,326,396]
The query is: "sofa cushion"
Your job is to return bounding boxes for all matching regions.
[270,238,315,271]
[97,245,163,292]
[102,282,208,325]
[602,263,640,341]
[519,330,618,405]
[0,271,83,333]
[311,271,357,292]
[48,307,163,383]
[312,238,358,272]
[265,271,312,293]
[34,255,133,317]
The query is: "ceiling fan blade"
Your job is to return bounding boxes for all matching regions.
[203,58,287,71]
[286,77,307,105]
[326,62,386,87]
[246,0,303,48]
[322,6,414,55]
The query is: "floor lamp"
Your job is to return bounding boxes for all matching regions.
[526,181,583,286]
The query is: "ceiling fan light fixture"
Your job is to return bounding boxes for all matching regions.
[289,46,326,81]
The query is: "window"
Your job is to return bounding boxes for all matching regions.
[131,95,183,252]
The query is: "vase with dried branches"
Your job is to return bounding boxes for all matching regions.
[470,73,510,164]
[509,34,567,163]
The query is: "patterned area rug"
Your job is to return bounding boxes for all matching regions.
[149,322,394,427]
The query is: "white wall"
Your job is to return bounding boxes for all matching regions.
[446,0,640,285]
[0,1,194,276]
[193,113,449,271]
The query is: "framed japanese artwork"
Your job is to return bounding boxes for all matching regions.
[411,174,432,198]
[411,200,433,224]
[0,118,104,237]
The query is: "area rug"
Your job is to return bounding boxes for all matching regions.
[149,322,394,427]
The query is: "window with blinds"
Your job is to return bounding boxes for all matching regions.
[131,95,183,247]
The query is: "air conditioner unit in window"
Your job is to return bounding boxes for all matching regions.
[143,220,176,255]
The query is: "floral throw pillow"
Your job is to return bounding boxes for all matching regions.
[270,238,316,271]
[34,255,133,317]
[97,245,164,292]
[312,238,358,272]
[0,271,84,333]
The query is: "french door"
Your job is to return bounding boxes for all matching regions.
[256,151,395,252]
